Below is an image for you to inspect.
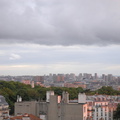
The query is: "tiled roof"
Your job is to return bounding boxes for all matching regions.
[10,114,42,120]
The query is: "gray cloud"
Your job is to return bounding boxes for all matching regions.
[0,0,120,45]
[0,44,120,75]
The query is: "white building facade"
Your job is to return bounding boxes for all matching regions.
[86,95,118,120]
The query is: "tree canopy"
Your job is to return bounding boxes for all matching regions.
[114,104,120,119]
[0,80,120,115]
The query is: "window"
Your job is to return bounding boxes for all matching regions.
[84,107,86,113]
[84,117,86,120]
[109,112,111,117]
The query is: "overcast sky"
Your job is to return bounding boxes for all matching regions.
[0,0,120,76]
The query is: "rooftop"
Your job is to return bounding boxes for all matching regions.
[10,114,42,120]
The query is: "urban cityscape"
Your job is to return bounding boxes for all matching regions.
[0,72,120,120]
[0,73,120,91]
[0,0,120,120]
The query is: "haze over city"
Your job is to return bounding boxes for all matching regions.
[0,0,120,75]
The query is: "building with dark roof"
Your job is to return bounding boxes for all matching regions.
[0,95,9,120]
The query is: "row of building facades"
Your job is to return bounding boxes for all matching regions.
[15,91,120,120]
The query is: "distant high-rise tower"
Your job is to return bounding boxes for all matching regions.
[69,73,76,81]
[78,73,82,80]
[94,73,98,79]
[108,74,113,82]
[102,74,105,80]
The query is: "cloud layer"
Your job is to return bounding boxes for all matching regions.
[0,44,120,75]
[0,0,120,45]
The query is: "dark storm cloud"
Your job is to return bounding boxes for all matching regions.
[0,0,120,45]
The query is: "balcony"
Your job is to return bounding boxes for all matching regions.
[0,108,9,111]
[87,109,95,111]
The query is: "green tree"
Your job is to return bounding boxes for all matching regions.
[27,89,39,100]
[17,89,30,101]
[114,104,120,119]
[0,87,16,115]
[37,87,47,100]
[97,86,119,95]
[53,87,63,96]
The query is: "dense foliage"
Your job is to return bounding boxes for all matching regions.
[113,104,120,119]
[0,81,120,115]
[0,81,84,114]
[96,86,120,95]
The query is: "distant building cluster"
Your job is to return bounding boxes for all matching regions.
[0,73,120,90]
[14,91,120,120]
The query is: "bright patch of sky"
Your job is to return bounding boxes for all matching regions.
[0,44,120,75]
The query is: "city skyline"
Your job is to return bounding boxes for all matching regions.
[0,0,120,75]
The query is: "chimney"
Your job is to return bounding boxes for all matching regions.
[46,91,54,102]
[62,91,69,103]
[78,93,86,104]
[17,95,22,102]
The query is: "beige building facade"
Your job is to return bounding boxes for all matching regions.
[15,91,87,120]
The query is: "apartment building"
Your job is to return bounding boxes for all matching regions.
[0,95,9,120]
[86,95,118,120]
